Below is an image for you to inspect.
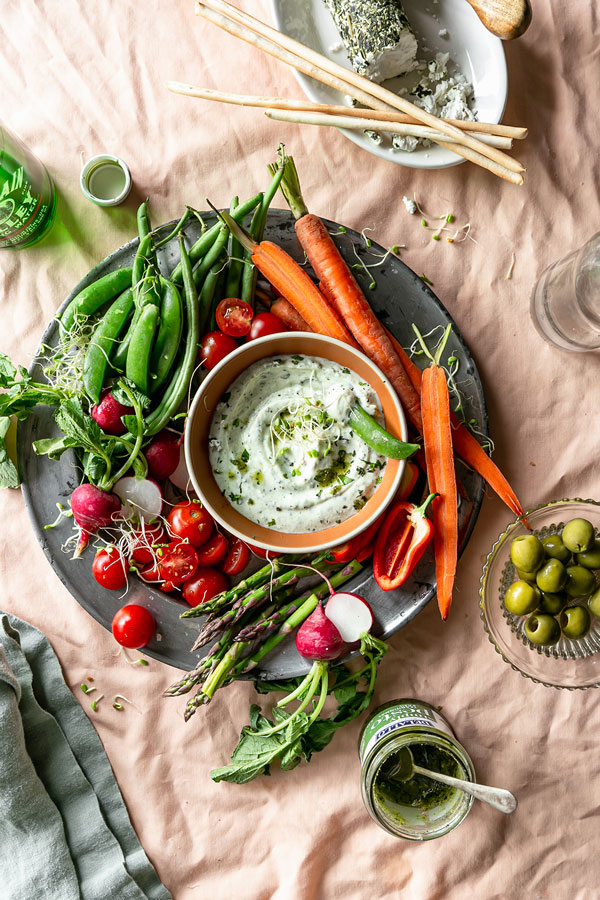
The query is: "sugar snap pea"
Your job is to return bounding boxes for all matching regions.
[137,199,152,241]
[60,266,133,340]
[82,287,135,404]
[126,304,160,394]
[149,276,183,394]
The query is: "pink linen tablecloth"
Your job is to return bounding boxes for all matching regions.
[1,1,599,897]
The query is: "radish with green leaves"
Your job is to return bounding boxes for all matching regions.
[70,483,122,556]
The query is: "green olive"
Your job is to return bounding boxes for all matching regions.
[538,592,567,616]
[564,565,596,598]
[559,605,591,639]
[510,535,545,573]
[516,568,538,583]
[504,581,541,616]
[541,534,571,563]
[575,541,600,570]
[562,518,595,554]
[524,614,561,646]
[536,559,568,593]
[588,588,600,617]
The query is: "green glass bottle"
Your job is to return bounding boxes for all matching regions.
[0,123,56,249]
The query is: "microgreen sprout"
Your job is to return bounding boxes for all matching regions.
[80,683,96,695]
[506,253,516,280]
[90,694,104,712]
[112,694,143,713]
[44,503,74,530]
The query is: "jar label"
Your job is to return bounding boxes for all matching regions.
[360,700,454,764]
[0,166,52,247]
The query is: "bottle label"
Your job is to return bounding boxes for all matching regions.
[359,699,455,764]
[0,166,51,247]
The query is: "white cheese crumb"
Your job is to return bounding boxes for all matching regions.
[402,196,417,214]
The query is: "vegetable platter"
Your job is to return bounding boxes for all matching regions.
[17,208,487,678]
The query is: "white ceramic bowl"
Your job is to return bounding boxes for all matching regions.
[270,0,507,170]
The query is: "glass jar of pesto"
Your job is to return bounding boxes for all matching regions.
[359,699,476,840]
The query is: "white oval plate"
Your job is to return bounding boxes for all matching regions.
[270,0,507,169]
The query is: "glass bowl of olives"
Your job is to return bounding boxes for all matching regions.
[479,499,600,689]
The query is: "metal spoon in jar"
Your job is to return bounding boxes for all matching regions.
[388,747,518,815]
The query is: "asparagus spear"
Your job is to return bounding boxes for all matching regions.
[180,556,293,618]
[234,560,361,643]
[189,555,334,650]
[164,628,234,697]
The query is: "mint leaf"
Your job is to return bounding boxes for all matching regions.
[0,417,19,489]
[0,354,16,387]
[55,399,105,454]
[33,435,80,460]
[112,379,151,410]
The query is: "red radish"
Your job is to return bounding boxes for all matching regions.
[70,483,122,556]
[324,592,374,644]
[91,392,134,436]
[168,445,191,490]
[295,602,345,661]
[145,430,181,481]
[113,477,163,522]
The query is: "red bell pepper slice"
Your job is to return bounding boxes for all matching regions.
[373,493,437,591]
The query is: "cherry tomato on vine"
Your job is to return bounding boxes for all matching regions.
[167,500,213,548]
[247,312,288,341]
[200,331,238,370]
[157,541,198,585]
[92,548,128,590]
[182,567,230,606]
[216,297,253,337]
[196,532,229,567]
[112,604,155,649]
[221,538,250,576]
[130,524,167,565]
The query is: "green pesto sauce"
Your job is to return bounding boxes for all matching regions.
[375,744,459,811]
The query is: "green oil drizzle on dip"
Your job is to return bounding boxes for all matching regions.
[374,744,459,812]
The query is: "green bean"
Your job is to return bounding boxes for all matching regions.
[206,264,227,333]
[155,208,192,249]
[241,164,285,309]
[169,193,263,284]
[149,276,183,394]
[82,287,135,404]
[224,197,244,299]
[60,267,133,339]
[132,232,154,292]
[192,224,229,291]
[126,304,160,394]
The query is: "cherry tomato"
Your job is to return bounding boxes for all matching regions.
[196,532,229,567]
[200,331,238,370]
[216,297,253,337]
[247,543,282,560]
[130,524,167,565]
[247,312,288,341]
[156,541,198,585]
[167,500,213,548]
[160,580,177,593]
[221,538,251,576]
[92,548,128,590]
[112,604,155,649]
[182,567,229,607]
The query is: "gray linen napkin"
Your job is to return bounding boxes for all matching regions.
[0,613,171,900]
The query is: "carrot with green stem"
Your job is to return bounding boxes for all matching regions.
[383,325,525,521]
[413,324,457,621]
[205,200,357,346]
[275,155,422,431]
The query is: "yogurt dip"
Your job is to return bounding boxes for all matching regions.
[208,354,387,533]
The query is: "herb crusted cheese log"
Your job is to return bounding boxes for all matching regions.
[323,0,417,83]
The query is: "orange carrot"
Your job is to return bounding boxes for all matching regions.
[270,297,314,332]
[421,363,457,620]
[385,326,525,520]
[416,325,458,620]
[250,241,358,346]
[296,214,422,430]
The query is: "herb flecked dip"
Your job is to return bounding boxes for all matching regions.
[208,354,387,533]
[374,744,460,812]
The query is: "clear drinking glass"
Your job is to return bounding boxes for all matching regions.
[531,233,600,352]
